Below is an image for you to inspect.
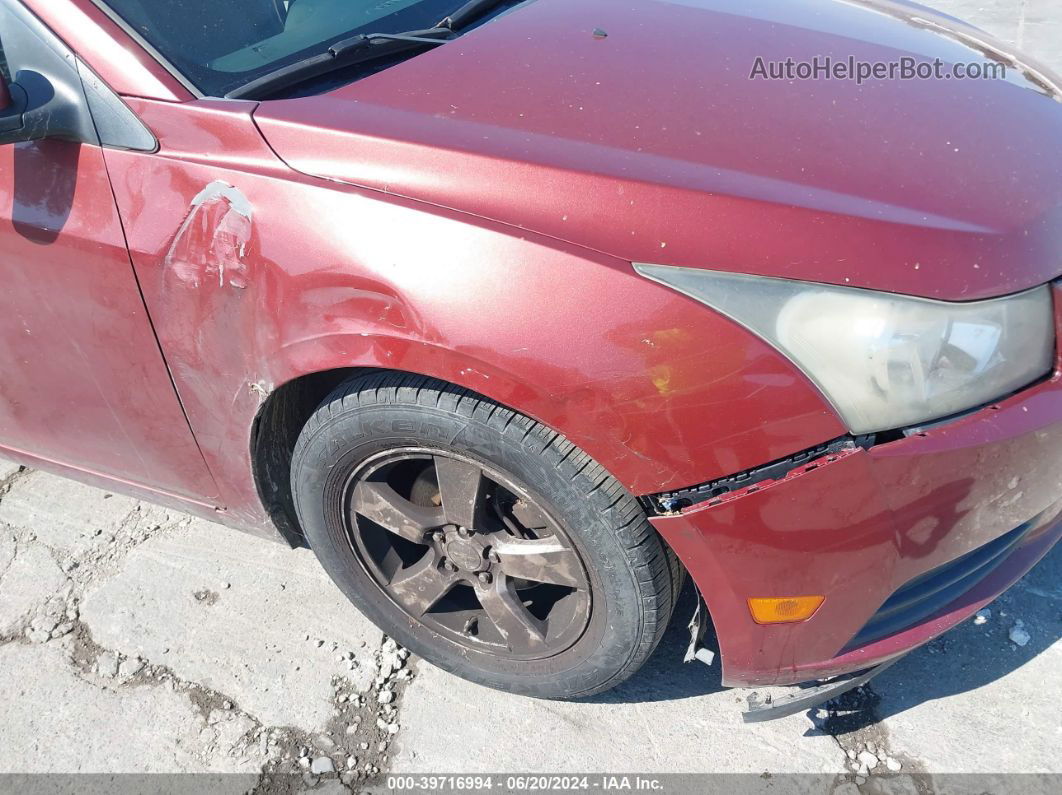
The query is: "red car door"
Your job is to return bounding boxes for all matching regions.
[0,2,218,501]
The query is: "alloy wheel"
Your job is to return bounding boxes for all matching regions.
[343,450,592,660]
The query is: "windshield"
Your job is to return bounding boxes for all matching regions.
[94,0,471,97]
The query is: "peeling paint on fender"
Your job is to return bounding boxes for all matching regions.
[165,181,254,289]
[152,176,283,526]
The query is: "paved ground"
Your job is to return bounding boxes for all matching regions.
[2,459,1060,789]
[1,1,1061,791]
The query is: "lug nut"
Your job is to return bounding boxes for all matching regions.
[457,526,470,538]
[478,572,493,586]
[442,559,458,573]
[432,532,445,544]
[487,549,500,563]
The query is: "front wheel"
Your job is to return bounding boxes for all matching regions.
[290,372,680,699]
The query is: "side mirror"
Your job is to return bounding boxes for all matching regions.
[0,72,29,144]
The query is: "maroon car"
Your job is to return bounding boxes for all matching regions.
[1,0,1059,717]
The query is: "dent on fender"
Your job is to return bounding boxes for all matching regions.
[146,171,287,531]
[115,126,447,534]
[165,180,255,290]
[162,178,276,406]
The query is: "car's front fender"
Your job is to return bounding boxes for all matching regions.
[104,97,844,536]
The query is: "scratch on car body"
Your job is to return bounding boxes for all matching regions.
[155,179,282,503]
[164,181,255,289]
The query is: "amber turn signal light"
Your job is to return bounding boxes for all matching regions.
[747,596,824,624]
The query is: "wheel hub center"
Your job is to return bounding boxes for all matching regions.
[445,537,486,572]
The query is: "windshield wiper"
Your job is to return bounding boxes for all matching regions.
[227,27,453,100]
[438,0,513,32]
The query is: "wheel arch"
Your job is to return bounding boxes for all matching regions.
[249,345,580,547]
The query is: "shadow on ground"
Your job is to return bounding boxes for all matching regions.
[587,543,1062,727]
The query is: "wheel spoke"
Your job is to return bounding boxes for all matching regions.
[434,457,487,529]
[493,536,585,589]
[351,481,443,544]
[388,554,458,617]
[477,577,548,653]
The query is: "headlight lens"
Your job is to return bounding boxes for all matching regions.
[635,264,1056,434]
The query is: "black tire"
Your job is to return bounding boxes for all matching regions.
[290,371,680,699]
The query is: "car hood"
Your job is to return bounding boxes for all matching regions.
[254,0,1062,300]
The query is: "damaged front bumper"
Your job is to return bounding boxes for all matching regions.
[682,590,906,722]
[741,654,907,723]
[650,342,1062,693]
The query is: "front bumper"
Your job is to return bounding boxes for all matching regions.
[651,285,1062,688]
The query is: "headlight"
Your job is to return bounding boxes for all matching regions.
[635,264,1056,434]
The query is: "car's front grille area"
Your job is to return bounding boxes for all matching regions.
[843,517,1039,650]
